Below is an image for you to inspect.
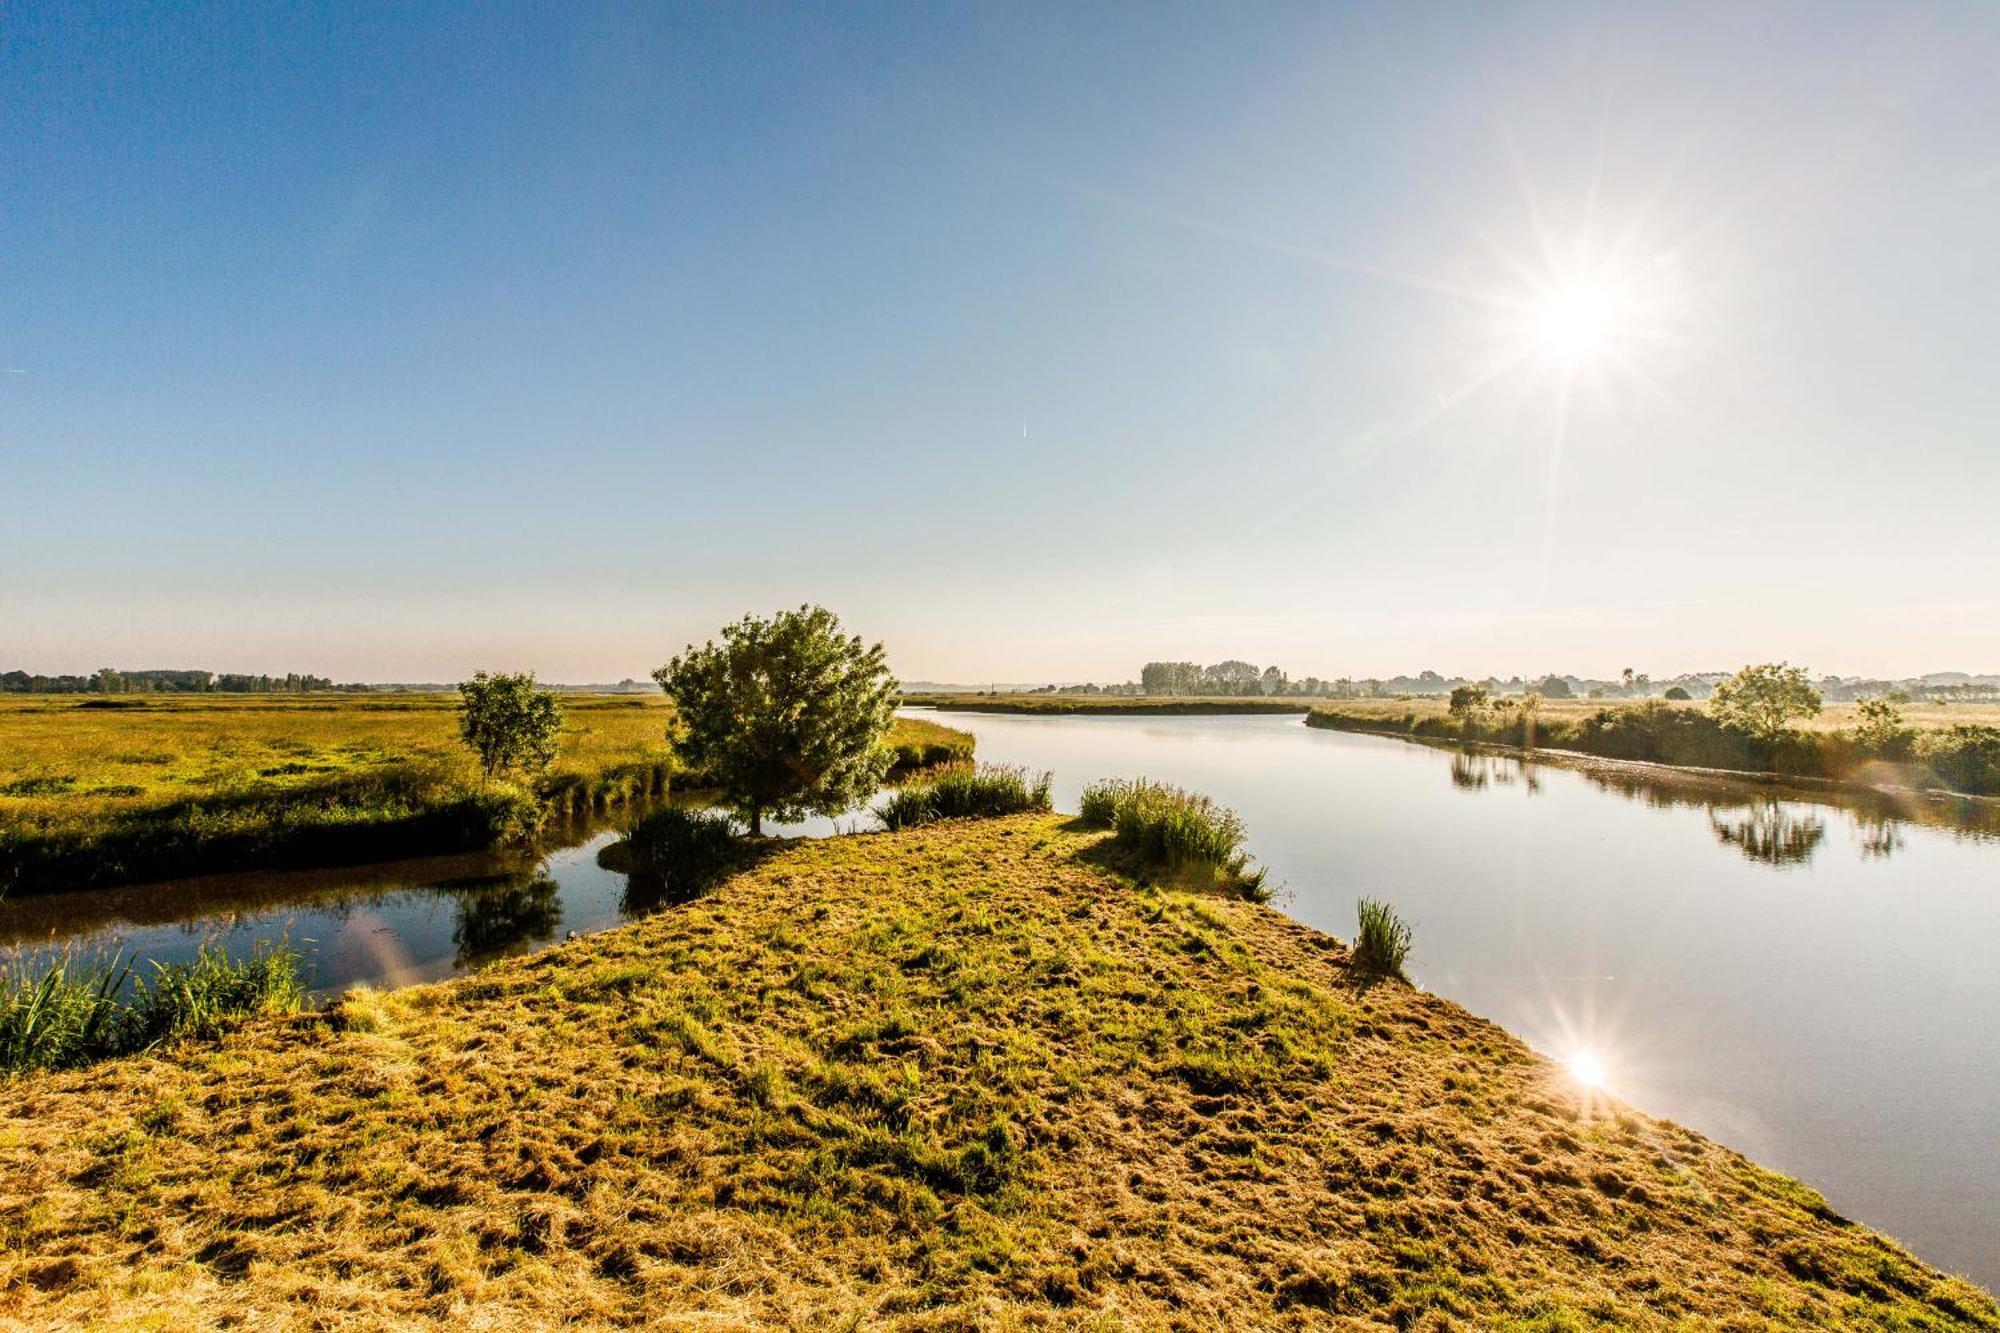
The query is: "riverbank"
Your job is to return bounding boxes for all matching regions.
[903,692,1311,715]
[0,696,968,896]
[1306,698,2000,798]
[2,813,1989,1327]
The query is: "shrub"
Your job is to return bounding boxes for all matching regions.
[0,944,304,1074]
[1853,698,1913,759]
[1663,685,1692,701]
[1078,778,1268,900]
[876,764,1052,830]
[1708,663,1821,741]
[1918,725,2000,797]
[1352,899,1412,979]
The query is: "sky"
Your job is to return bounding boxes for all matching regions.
[4,2,1998,685]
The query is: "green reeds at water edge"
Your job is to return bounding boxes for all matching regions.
[1352,898,1413,980]
[876,764,1054,830]
[0,943,305,1074]
[1078,778,1270,902]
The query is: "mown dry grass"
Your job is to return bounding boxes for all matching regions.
[0,815,1989,1329]
[0,696,965,893]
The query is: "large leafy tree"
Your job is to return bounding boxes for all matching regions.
[1708,662,1822,741]
[457,671,565,780]
[653,606,898,834]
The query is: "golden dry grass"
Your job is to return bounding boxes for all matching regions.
[0,815,1989,1329]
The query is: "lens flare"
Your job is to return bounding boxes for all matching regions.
[1565,1048,1609,1089]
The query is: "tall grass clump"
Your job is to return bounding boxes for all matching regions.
[1078,778,1269,901]
[624,805,740,895]
[876,764,1052,830]
[0,943,304,1074]
[1352,898,1412,980]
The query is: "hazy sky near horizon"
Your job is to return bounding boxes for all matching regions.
[5,2,1998,684]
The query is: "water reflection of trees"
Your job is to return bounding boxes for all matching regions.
[1431,740,2000,868]
[1853,811,1905,860]
[1707,801,1827,867]
[1448,753,1541,794]
[450,872,562,965]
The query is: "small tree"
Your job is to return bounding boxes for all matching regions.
[1855,697,1911,756]
[653,605,897,834]
[1663,685,1692,701]
[457,671,564,780]
[1448,683,1489,719]
[1708,662,1821,741]
[1536,675,1574,699]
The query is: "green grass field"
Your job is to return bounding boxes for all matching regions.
[0,813,1989,1327]
[0,696,967,894]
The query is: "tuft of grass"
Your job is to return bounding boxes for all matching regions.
[0,943,303,1073]
[1352,898,1413,979]
[1079,778,1269,901]
[875,764,1052,830]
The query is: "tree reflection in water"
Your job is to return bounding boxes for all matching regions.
[1707,800,1827,867]
[450,872,563,965]
[1448,752,1542,794]
[1853,810,1905,860]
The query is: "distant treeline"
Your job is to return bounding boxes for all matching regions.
[1023,662,2000,703]
[2,668,337,694]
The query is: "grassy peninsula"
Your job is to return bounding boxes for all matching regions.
[0,696,967,895]
[1,814,1990,1329]
[1305,698,2000,798]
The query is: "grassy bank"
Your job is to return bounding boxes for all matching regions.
[903,693,1311,715]
[0,696,968,895]
[1307,698,2000,798]
[1,814,1989,1328]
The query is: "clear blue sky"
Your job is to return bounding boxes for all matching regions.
[5,2,1997,682]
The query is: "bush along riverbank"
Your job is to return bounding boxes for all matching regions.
[1307,698,2000,797]
[0,812,1991,1327]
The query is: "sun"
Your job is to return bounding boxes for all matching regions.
[1530,281,1623,368]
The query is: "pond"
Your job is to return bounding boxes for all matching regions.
[2,709,1995,1289]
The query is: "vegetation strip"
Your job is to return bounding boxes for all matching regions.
[0,814,1989,1327]
[1306,692,2000,798]
[0,695,966,895]
[902,693,1311,715]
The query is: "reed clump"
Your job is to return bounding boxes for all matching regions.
[0,943,304,1074]
[1078,778,1268,901]
[621,805,741,898]
[1352,898,1413,980]
[876,764,1053,830]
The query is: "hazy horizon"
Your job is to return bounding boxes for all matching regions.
[7,3,1998,681]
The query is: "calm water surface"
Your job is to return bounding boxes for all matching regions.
[3,710,1995,1288]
